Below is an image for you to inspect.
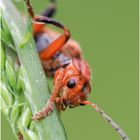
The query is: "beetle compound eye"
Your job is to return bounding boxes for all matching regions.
[67,79,76,88]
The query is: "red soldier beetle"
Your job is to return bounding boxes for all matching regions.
[23,0,129,140]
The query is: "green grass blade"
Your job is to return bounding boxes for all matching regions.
[1,0,67,140]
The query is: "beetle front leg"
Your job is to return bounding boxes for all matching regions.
[32,88,60,121]
[34,16,71,60]
[24,0,71,60]
[32,100,54,121]
[32,69,64,120]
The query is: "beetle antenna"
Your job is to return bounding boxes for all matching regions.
[24,0,35,18]
[24,0,70,39]
[81,101,129,140]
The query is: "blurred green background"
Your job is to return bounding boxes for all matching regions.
[1,0,138,140]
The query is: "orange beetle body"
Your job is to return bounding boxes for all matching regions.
[21,1,130,140]
[34,22,83,76]
[32,21,91,118]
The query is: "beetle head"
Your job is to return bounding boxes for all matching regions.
[60,59,91,108]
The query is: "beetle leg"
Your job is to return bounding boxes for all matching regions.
[42,0,57,18]
[32,86,59,120]
[34,16,71,60]
[39,29,70,60]
[24,0,71,60]
[32,69,64,120]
